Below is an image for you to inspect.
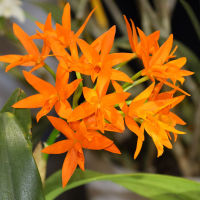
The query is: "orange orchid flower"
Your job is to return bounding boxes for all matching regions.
[76,25,135,83]
[124,15,160,58]
[12,67,82,121]
[0,24,50,73]
[42,116,120,187]
[68,67,131,133]
[138,30,194,95]
[113,81,185,158]
[31,3,96,49]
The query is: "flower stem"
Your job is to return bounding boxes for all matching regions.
[43,63,56,80]
[123,76,150,92]
[72,72,83,109]
[114,53,137,70]
[122,70,142,89]
[44,128,60,160]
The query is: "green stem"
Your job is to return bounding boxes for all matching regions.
[44,129,60,160]
[122,70,142,89]
[43,63,56,80]
[123,76,150,92]
[72,72,83,109]
[114,53,137,70]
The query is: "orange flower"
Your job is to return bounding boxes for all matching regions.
[12,67,82,121]
[138,30,194,95]
[68,67,131,133]
[124,15,160,58]
[0,24,50,73]
[31,3,96,49]
[113,81,185,158]
[42,116,120,187]
[76,26,135,82]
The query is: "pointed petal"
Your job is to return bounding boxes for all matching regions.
[158,121,186,134]
[100,26,116,62]
[104,143,121,154]
[0,54,22,63]
[74,142,85,171]
[134,138,143,159]
[68,102,95,122]
[150,34,173,66]
[12,94,48,108]
[55,65,69,92]
[102,92,130,107]
[104,107,125,131]
[23,71,56,95]
[35,21,44,31]
[123,15,135,52]
[75,6,96,38]
[168,112,186,125]
[62,148,77,188]
[96,66,111,98]
[82,131,113,150]
[44,13,53,31]
[55,100,72,120]
[47,116,76,140]
[111,69,133,83]
[13,23,40,56]
[62,2,71,33]
[77,38,100,64]
[62,79,83,100]
[41,139,74,154]
[29,62,45,73]
[104,53,135,67]
[125,116,144,140]
[82,87,98,103]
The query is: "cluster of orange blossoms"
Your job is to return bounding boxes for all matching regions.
[0,3,194,187]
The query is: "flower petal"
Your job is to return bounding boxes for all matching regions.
[41,139,74,154]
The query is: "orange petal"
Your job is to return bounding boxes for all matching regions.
[168,112,186,125]
[29,62,45,73]
[23,70,56,95]
[68,102,95,122]
[125,116,144,141]
[81,131,113,150]
[134,138,143,159]
[35,21,44,31]
[44,13,53,31]
[100,26,116,62]
[62,148,78,188]
[47,116,76,140]
[111,69,133,83]
[96,66,111,98]
[13,23,40,56]
[55,65,69,92]
[101,92,130,107]
[104,107,125,131]
[77,38,100,64]
[12,94,48,108]
[0,54,22,63]
[74,142,85,171]
[104,53,135,67]
[41,139,74,154]
[150,34,173,66]
[83,87,98,104]
[75,6,97,38]
[62,2,71,33]
[55,100,72,120]
[123,15,135,52]
[104,143,121,154]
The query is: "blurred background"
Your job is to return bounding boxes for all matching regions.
[0,0,199,199]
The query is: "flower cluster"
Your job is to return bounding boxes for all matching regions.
[0,3,194,187]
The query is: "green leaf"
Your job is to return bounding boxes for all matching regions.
[180,0,200,41]
[0,112,45,200]
[45,169,200,200]
[0,88,32,148]
[34,2,62,24]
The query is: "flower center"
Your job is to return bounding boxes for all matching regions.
[94,62,102,73]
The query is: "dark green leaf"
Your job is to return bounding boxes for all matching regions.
[0,112,45,200]
[0,88,32,148]
[45,169,200,200]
